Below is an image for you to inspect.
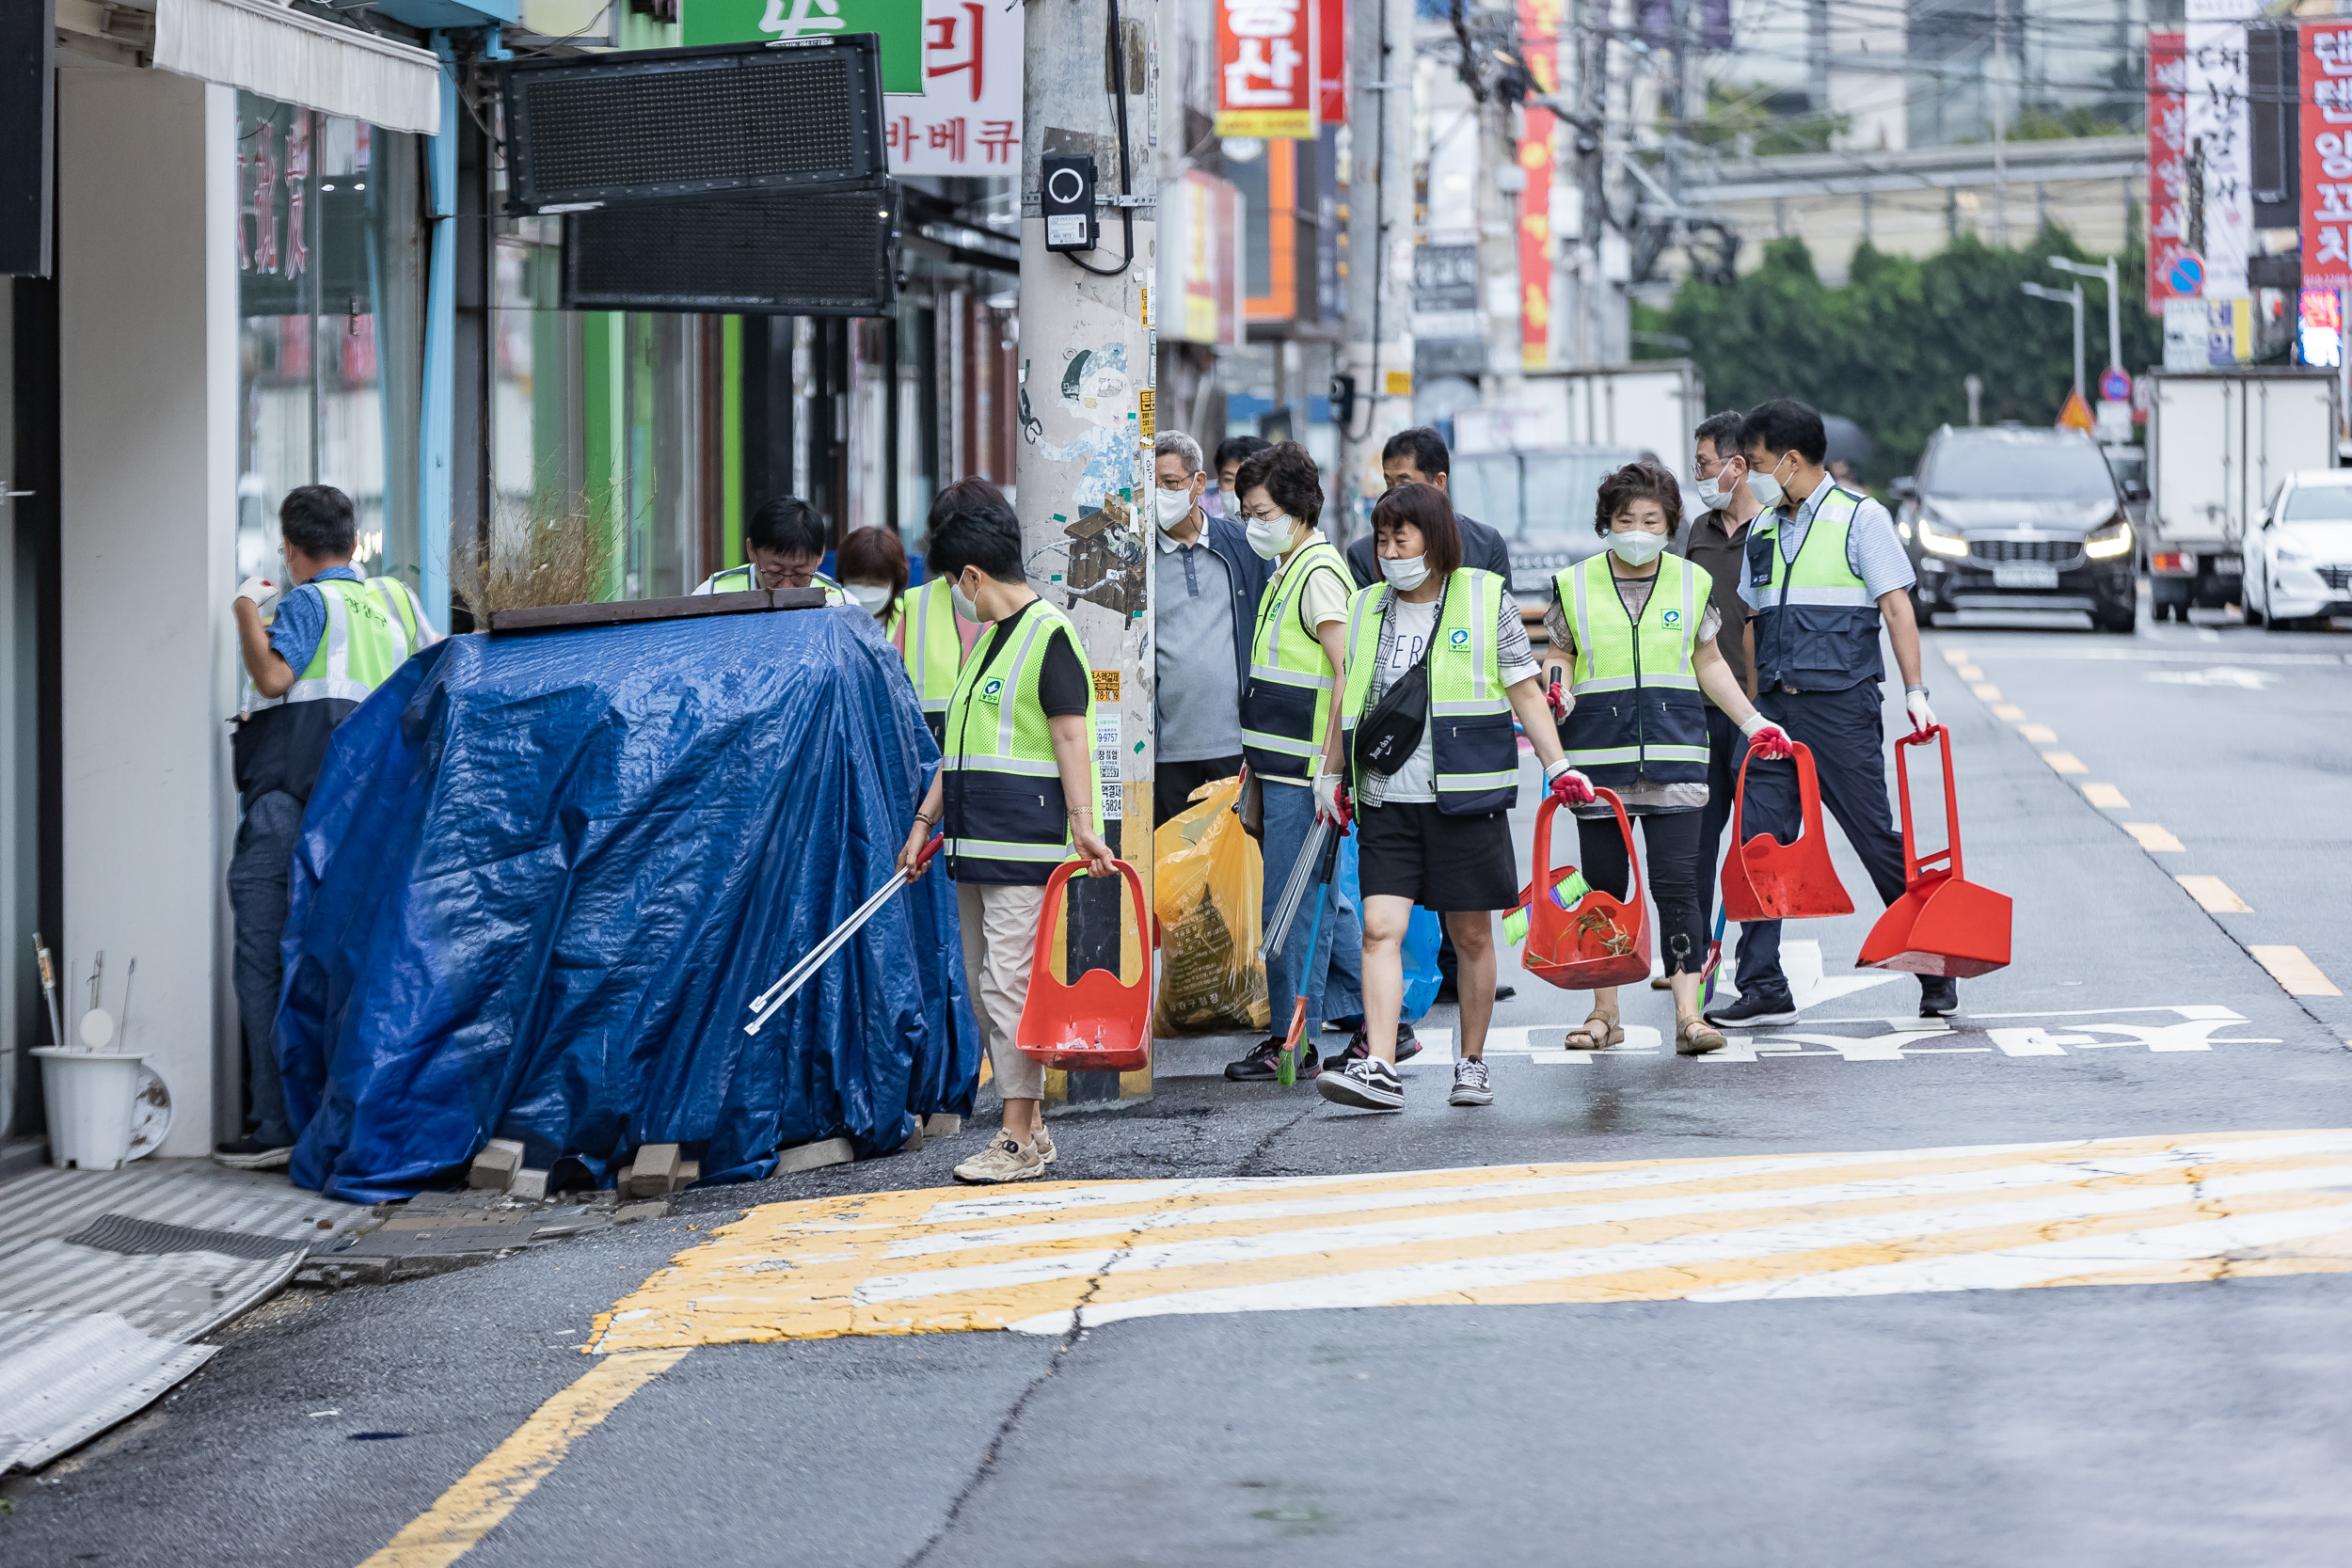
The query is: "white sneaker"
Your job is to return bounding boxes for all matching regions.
[953,1135,1045,1184]
[1033,1123,1057,1166]
[1316,1054,1404,1111]
[1448,1056,1493,1106]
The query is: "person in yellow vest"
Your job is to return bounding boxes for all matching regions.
[898,479,1114,1184]
[220,485,435,1167]
[1313,482,1590,1113]
[838,518,983,748]
[691,495,846,604]
[1540,462,1794,1059]
[1223,441,1367,1084]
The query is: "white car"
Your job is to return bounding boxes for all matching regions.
[2243,469,2352,630]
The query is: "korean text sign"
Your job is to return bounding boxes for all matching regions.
[2305,23,2352,291]
[1216,0,1314,138]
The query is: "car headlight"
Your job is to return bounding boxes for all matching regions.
[2271,543,2305,563]
[1916,515,1969,558]
[2084,518,2132,560]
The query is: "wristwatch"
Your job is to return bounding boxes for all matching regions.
[1904,683,1931,696]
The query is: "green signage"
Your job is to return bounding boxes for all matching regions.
[681,0,925,93]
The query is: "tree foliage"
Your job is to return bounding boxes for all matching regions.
[1638,229,2164,487]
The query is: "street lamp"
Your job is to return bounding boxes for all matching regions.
[2021,279,2086,398]
[2048,255,2122,375]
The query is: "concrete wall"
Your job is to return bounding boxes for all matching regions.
[57,65,239,1156]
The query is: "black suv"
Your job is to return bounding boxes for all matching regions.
[1891,425,2137,633]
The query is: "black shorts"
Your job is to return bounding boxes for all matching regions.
[1356,800,1521,911]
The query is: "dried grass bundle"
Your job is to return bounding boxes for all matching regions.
[453,492,616,621]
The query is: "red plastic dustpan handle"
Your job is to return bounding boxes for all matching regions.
[1029,857,1148,988]
[1892,724,1962,887]
[1731,740,1824,853]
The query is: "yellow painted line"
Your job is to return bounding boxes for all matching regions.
[2081,783,2129,808]
[357,1350,689,1568]
[2176,875,2252,913]
[2042,752,2088,774]
[1940,646,1970,665]
[2017,723,2058,743]
[1990,704,2026,721]
[1971,683,2003,701]
[1956,664,1986,681]
[2122,822,2185,852]
[2250,946,2343,997]
[586,1132,2352,1349]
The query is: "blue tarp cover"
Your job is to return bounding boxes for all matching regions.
[278,606,978,1202]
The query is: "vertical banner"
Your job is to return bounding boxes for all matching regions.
[2149,29,2191,310]
[1216,0,1315,138]
[2303,23,2352,291]
[2185,4,2258,299]
[1317,0,1346,123]
[1517,0,1560,371]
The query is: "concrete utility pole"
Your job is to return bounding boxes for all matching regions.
[1473,13,1522,408]
[1015,0,1157,1109]
[1339,0,1419,529]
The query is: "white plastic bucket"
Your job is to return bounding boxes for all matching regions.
[33,1049,147,1171]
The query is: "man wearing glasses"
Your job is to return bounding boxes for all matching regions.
[1342,427,1515,591]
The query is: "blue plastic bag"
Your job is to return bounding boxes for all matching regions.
[1335,832,1442,1022]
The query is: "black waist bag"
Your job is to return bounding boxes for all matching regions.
[1350,585,1445,780]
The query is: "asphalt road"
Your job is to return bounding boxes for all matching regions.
[8,605,2351,1568]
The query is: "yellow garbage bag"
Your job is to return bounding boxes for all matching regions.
[1151,774,1270,1036]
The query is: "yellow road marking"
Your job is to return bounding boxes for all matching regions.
[1957,664,1985,680]
[2017,723,2058,743]
[1941,647,1970,665]
[2176,875,2251,913]
[2081,783,2129,808]
[2250,946,2343,997]
[1990,704,2026,720]
[2122,822,2185,852]
[356,1350,689,1568]
[586,1133,2352,1350]
[2042,752,2087,774]
[1971,683,2003,701]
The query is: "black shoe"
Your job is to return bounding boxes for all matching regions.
[213,1136,293,1170]
[1494,985,1517,1003]
[1316,1054,1405,1111]
[1224,1036,1322,1082]
[1332,1022,1421,1068]
[1323,1013,1364,1035]
[1918,977,1960,1018]
[1702,991,1799,1028]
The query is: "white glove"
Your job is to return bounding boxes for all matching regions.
[1312,771,1345,823]
[1905,688,1936,736]
[235,576,278,607]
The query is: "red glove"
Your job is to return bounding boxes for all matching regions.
[1546,763,1596,807]
[1745,722,1796,761]
[1545,678,1570,723]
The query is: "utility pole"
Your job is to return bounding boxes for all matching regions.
[1458,0,1522,407]
[1016,0,1157,1109]
[2022,278,2086,396]
[1991,0,2009,246]
[1339,0,1419,532]
[2050,254,2122,372]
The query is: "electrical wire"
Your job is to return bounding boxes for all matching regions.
[1065,0,1138,278]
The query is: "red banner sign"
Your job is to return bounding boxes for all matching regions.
[2304,23,2352,291]
[1317,0,1345,123]
[1518,0,1561,369]
[1216,0,1313,139]
[2146,29,2190,311]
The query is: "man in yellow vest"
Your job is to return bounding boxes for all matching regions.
[220,485,434,1167]
[898,479,1115,1184]
[691,495,847,603]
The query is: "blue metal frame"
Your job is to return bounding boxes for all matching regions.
[420,32,457,633]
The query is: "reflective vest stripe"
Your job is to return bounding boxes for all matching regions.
[945,837,1070,863]
[1554,551,1711,786]
[1242,538,1348,781]
[1774,583,1876,607]
[902,578,963,713]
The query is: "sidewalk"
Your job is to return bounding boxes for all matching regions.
[0,1157,368,1471]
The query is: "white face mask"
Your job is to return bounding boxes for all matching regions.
[1747,455,1790,511]
[1695,462,1740,510]
[1608,530,1670,566]
[1154,484,1195,532]
[1379,553,1430,592]
[951,578,981,623]
[844,583,893,614]
[1245,514,1297,560]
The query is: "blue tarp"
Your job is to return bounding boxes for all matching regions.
[277,606,979,1203]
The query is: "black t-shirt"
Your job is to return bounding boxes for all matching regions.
[977,598,1089,717]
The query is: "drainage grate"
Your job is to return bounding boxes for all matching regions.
[63,1213,310,1262]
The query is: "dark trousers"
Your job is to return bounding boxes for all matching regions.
[1731,683,1913,1000]
[227,789,305,1146]
[1155,753,1244,828]
[1699,705,1793,998]
[1577,808,1710,976]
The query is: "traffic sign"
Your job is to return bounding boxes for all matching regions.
[2099,367,2131,403]
[2167,254,2204,295]
[2058,388,2095,433]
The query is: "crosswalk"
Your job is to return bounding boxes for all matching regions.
[588,1130,2352,1351]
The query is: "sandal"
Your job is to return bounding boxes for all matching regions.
[1564,1013,1625,1051]
[1676,1018,1728,1056]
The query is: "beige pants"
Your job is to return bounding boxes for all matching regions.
[958,880,1047,1102]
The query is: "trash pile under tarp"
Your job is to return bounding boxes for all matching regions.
[278,606,977,1203]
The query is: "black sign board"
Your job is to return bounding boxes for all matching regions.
[562,182,898,316]
[1,0,54,277]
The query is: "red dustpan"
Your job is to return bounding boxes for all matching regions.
[1523,791,1653,990]
[1857,725,2011,977]
[1015,858,1153,1072]
[1721,741,1853,921]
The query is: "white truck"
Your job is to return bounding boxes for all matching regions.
[2145,369,2340,620]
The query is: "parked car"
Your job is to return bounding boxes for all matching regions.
[2241,468,2352,630]
[1890,424,2137,633]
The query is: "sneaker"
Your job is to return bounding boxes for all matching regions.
[1702,991,1799,1028]
[1316,1054,1404,1111]
[1919,977,1960,1018]
[1033,1123,1057,1167]
[1223,1037,1289,1081]
[953,1135,1044,1184]
[1448,1056,1493,1106]
[1331,1022,1421,1069]
[213,1137,294,1170]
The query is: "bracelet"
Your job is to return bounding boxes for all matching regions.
[1904,683,1931,696]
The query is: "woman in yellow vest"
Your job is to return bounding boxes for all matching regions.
[1311,482,1590,1114]
[897,479,1114,1184]
[1541,462,1794,1058]
[838,525,978,748]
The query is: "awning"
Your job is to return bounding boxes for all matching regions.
[153,0,442,135]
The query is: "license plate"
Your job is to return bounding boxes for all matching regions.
[2216,556,2242,575]
[1993,563,2058,589]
